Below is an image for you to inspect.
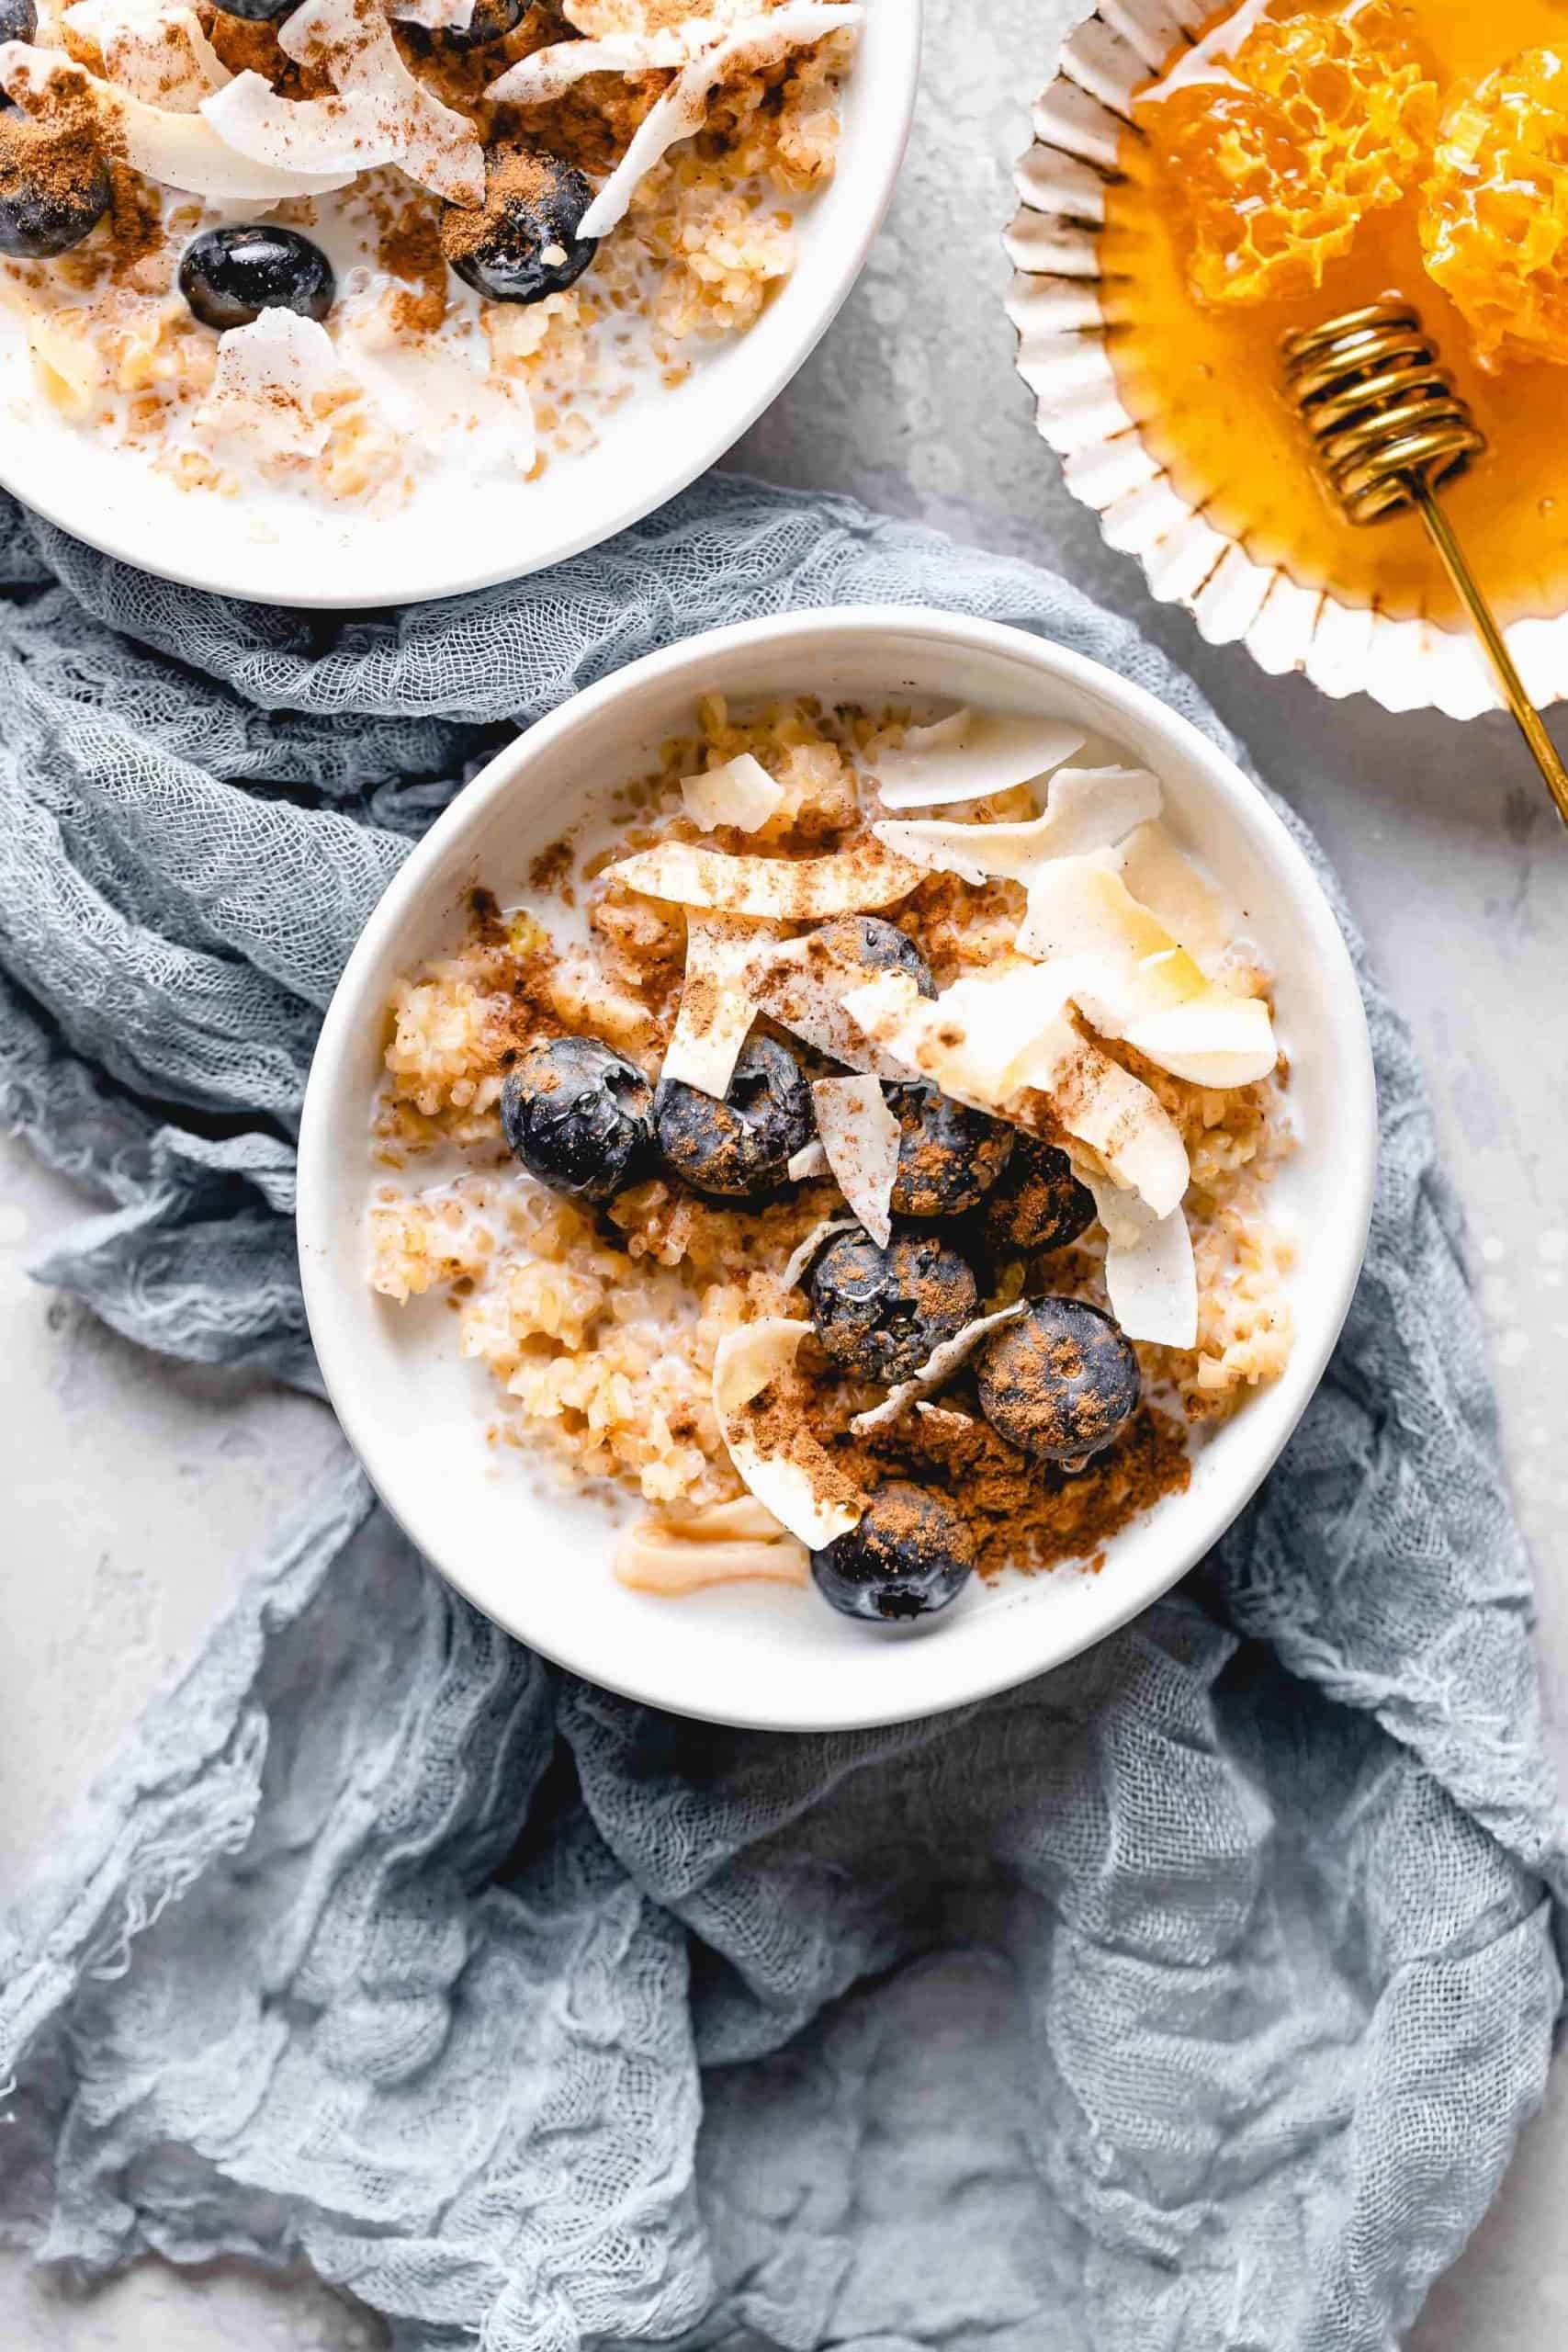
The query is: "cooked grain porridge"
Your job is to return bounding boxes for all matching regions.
[0,0,861,512]
[369,693,1297,1623]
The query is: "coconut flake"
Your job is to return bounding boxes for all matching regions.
[851,1304,1028,1436]
[660,916,776,1099]
[1085,1176,1198,1350]
[274,0,484,206]
[780,1216,856,1291]
[681,752,785,835]
[844,969,1190,1219]
[754,933,912,1080]
[603,839,920,920]
[811,1076,897,1249]
[1096,820,1236,973]
[204,71,407,175]
[489,2,862,237]
[874,765,1161,888]
[614,1497,808,1593]
[0,41,355,196]
[786,1140,829,1182]
[867,708,1087,812]
[194,307,341,459]
[62,0,231,110]
[391,0,476,28]
[713,1319,864,1550]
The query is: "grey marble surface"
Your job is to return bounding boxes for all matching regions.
[4,0,1566,2342]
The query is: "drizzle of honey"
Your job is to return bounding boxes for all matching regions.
[1101,0,1568,628]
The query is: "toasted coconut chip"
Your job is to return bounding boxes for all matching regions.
[1085,1176,1198,1350]
[615,1497,808,1593]
[63,0,231,110]
[844,968,1190,1219]
[874,765,1160,886]
[1021,864,1278,1088]
[660,915,778,1099]
[713,1319,864,1550]
[603,839,921,919]
[489,1,862,236]
[204,72,406,175]
[0,41,355,195]
[811,1076,897,1249]
[780,1216,857,1291]
[195,308,340,458]
[867,707,1087,811]
[392,0,476,28]
[1095,820,1236,974]
[754,934,912,1081]
[681,752,785,835]
[276,0,484,205]
[851,1304,1028,1436]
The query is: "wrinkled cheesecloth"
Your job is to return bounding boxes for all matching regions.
[0,472,1563,2352]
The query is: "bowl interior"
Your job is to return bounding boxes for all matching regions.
[0,5,919,609]
[299,611,1376,1731]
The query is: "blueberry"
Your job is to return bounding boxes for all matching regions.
[813,914,936,1000]
[886,1083,1014,1219]
[975,1298,1140,1464]
[179,226,334,332]
[984,1136,1096,1257]
[500,1035,654,1204]
[441,146,598,304]
[436,0,524,45]
[807,1228,977,1385]
[0,119,109,259]
[811,1483,976,1623]
[210,0,296,17]
[0,0,36,46]
[655,1035,813,1199]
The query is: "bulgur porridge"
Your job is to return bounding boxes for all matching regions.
[368,692,1296,1625]
[0,0,861,512]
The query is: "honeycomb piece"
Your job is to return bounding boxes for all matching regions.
[1420,49,1568,371]
[1142,2,1438,309]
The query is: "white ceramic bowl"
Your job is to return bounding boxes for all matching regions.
[0,6,919,610]
[298,607,1377,1731]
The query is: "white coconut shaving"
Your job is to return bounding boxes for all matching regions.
[866,707,1087,812]
[193,307,341,459]
[874,765,1161,887]
[660,916,777,1099]
[1095,820,1237,974]
[780,1216,857,1293]
[603,839,920,919]
[0,41,356,197]
[786,1140,829,1182]
[273,0,484,206]
[681,752,785,835]
[614,1496,808,1593]
[391,0,476,29]
[204,72,409,177]
[753,933,912,1081]
[62,0,231,111]
[850,1304,1028,1437]
[843,968,1191,1220]
[712,1319,864,1551]
[1084,1176,1198,1350]
[488,1,862,237]
[810,1076,897,1249]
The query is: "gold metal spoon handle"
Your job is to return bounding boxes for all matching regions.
[1411,484,1568,830]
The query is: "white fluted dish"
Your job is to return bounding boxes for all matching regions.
[1005,0,1568,720]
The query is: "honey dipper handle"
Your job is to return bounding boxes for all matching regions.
[1413,484,1568,829]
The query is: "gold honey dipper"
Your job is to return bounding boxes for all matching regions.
[1280,300,1568,831]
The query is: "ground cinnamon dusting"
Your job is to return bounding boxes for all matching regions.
[440,144,556,269]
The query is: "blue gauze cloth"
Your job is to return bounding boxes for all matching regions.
[0,472,1563,2352]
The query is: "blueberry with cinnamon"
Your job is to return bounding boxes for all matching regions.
[974,1299,1140,1465]
[807,1228,977,1385]
[886,1081,1014,1219]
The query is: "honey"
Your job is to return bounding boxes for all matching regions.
[1101,0,1568,628]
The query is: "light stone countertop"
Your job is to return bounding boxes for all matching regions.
[4,0,1566,2343]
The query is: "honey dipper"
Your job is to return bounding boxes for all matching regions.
[1280,300,1568,830]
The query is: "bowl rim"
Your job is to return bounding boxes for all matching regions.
[298,603,1379,1729]
[0,2,922,611]
[1003,0,1559,720]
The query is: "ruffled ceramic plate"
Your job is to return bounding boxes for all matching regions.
[1004,0,1568,719]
